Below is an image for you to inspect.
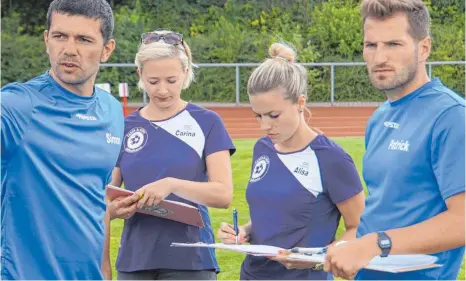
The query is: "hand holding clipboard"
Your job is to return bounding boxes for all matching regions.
[106,185,205,228]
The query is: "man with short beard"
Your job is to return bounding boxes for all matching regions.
[0,0,123,279]
[322,0,465,280]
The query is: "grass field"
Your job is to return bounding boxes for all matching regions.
[109,137,465,280]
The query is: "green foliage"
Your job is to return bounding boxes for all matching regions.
[1,13,49,87]
[2,0,464,100]
[96,1,147,97]
[428,3,465,96]
[308,0,363,60]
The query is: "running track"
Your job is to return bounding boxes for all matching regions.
[126,106,378,139]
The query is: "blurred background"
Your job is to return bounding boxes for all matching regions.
[2,0,464,106]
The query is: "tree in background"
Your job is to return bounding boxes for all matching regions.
[2,0,464,102]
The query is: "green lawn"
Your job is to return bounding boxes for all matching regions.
[109,137,465,280]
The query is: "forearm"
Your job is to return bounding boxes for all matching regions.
[109,168,122,187]
[334,191,365,244]
[361,209,465,256]
[110,177,122,187]
[337,227,358,243]
[170,177,232,209]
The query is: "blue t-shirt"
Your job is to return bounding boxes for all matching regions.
[241,135,363,280]
[1,71,124,279]
[356,78,465,280]
[115,103,236,273]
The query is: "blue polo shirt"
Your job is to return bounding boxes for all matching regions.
[1,71,124,279]
[357,78,465,280]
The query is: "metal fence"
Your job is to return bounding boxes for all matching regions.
[101,61,465,105]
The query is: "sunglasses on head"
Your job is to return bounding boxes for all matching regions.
[140,32,183,45]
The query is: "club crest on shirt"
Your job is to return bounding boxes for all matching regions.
[250,155,270,182]
[124,127,148,153]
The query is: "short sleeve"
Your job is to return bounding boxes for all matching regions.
[431,105,465,201]
[1,85,33,162]
[204,111,236,157]
[321,149,363,204]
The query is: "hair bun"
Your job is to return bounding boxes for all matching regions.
[268,42,296,63]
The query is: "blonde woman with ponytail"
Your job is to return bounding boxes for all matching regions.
[216,42,365,280]
[104,30,236,280]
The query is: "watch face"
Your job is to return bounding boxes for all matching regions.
[380,239,391,247]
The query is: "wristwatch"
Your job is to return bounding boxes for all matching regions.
[377,231,392,257]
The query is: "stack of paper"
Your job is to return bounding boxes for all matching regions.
[286,253,441,273]
[171,242,283,256]
[171,242,442,273]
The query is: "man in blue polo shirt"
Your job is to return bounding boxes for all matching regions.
[1,0,123,279]
[323,0,465,280]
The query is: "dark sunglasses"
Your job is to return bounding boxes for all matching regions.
[140,32,183,45]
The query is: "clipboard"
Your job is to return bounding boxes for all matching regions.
[285,253,442,273]
[106,185,205,228]
[171,242,442,273]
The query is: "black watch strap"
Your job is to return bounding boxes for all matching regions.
[377,231,392,258]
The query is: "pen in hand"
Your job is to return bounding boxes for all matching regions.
[233,208,239,244]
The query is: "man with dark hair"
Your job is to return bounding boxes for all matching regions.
[323,0,465,280]
[1,0,123,279]
[46,0,115,43]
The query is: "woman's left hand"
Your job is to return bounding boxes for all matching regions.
[135,177,176,209]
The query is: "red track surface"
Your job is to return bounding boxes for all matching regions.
[126,106,377,139]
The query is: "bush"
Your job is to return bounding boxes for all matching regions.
[2,0,464,101]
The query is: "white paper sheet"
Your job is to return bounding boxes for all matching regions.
[172,242,441,273]
[286,253,441,273]
[171,242,284,256]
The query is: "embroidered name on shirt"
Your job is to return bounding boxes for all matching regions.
[76,113,97,121]
[388,140,409,152]
[175,130,196,137]
[294,162,310,176]
[294,167,309,176]
[384,121,399,129]
[106,133,121,145]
